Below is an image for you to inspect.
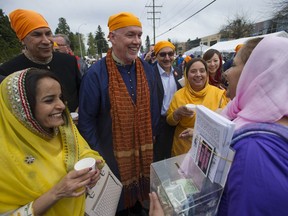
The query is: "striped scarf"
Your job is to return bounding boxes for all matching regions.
[106,49,153,208]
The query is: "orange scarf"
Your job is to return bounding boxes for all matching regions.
[106,49,153,208]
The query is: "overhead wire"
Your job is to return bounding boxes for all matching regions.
[156,0,217,38]
[145,0,193,40]
[159,0,198,27]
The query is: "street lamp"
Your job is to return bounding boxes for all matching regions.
[200,41,203,56]
[78,23,86,58]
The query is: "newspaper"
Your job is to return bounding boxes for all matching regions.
[189,105,235,186]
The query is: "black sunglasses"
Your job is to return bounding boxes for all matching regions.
[158,51,174,57]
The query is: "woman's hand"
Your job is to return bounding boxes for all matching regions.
[179,128,194,139]
[149,192,164,216]
[51,168,98,199]
[87,161,102,189]
[173,106,195,121]
[32,167,97,215]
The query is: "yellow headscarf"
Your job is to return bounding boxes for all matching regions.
[9,9,50,40]
[167,60,228,156]
[0,69,104,215]
[108,12,142,32]
[154,40,175,55]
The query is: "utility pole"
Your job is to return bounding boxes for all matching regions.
[146,0,162,44]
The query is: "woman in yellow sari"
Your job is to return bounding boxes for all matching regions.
[0,68,104,216]
[167,58,228,156]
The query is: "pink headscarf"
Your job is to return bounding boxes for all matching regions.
[221,36,288,130]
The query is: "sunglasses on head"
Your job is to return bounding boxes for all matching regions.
[158,51,174,57]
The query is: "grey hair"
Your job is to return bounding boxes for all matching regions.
[54,34,71,46]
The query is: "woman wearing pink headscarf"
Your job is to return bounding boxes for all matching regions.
[218,36,288,215]
[149,36,288,216]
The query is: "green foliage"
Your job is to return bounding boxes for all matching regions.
[53,18,87,56]
[54,17,71,35]
[0,9,21,63]
[68,32,76,51]
[87,33,97,57]
[94,25,109,57]
[74,32,86,57]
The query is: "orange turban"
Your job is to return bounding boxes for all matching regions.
[235,44,244,53]
[184,55,192,63]
[154,41,175,55]
[108,12,142,32]
[9,9,49,40]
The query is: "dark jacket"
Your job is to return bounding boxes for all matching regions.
[0,52,81,112]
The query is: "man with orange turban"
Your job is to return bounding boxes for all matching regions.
[152,40,183,162]
[78,12,159,215]
[0,9,81,112]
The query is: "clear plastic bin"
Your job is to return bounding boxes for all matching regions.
[150,154,223,216]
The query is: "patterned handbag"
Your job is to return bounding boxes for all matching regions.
[85,163,123,216]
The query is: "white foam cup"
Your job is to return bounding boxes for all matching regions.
[178,77,185,87]
[74,157,96,171]
[185,104,196,112]
[74,157,96,198]
[70,112,79,120]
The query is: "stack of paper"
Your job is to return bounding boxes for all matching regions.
[189,105,235,186]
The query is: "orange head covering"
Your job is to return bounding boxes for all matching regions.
[235,44,244,53]
[9,9,50,40]
[154,41,175,55]
[53,42,59,48]
[108,12,142,32]
[184,55,192,63]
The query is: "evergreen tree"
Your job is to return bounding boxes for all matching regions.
[68,32,77,52]
[0,9,21,63]
[87,32,96,58]
[140,45,144,54]
[145,35,151,52]
[94,25,109,57]
[76,32,86,57]
[55,17,71,35]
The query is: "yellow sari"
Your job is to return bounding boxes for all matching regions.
[167,75,228,156]
[0,70,104,215]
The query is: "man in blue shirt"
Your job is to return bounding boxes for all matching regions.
[78,12,159,215]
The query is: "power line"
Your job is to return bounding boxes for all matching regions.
[156,0,217,38]
[160,0,198,27]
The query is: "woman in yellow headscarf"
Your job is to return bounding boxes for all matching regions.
[167,58,228,156]
[0,68,104,215]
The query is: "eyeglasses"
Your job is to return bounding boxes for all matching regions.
[158,51,174,58]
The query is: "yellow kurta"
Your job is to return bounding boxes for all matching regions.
[0,70,104,215]
[167,79,228,156]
